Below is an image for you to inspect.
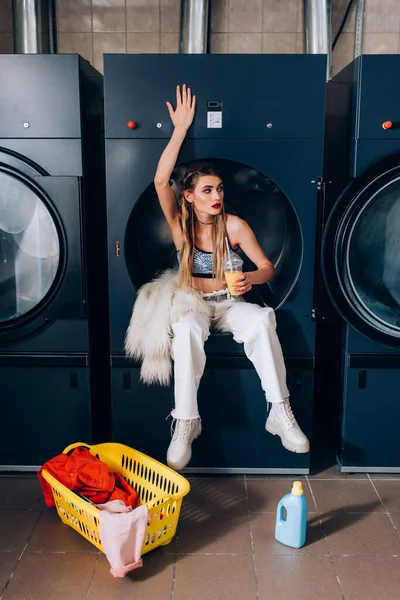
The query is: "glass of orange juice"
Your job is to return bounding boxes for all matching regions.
[224,254,243,296]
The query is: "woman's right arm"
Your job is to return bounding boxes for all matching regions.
[154,84,196,229]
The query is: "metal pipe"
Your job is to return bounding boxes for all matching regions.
[179,0,210,54]
[12,0,57,54]
[354,0,365,58]
[303,0,332,80]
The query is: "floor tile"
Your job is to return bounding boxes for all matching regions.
[87,552,174,600]
[388,513,400,539]
[183,477,247,514]
[322,513,400,555]
[334,556,400,600]
[174,554,256,600]
[309,463,367,479]
[178,509,251,554]
[0,477,45,510]
[246,479,317,513]
[250,512,328,555]
[245,473,302,480]
[2,552,97,600]
[309,480,384,513]
[372,480,400,513]
[178,477,249,555]
[369,473,400,479]
[0,510,40,551]
[0,553,19,595]
[4,472,400,600]
[28,509,98,553]
[179,478,249,554]
[256,555,343,600]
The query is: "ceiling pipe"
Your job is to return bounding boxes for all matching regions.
[179,0,210,54]
[12,0,57,54]
[303,0,332,80]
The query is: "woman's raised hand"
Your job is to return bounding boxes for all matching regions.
[166,84,196,132]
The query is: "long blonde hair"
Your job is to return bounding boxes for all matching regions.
[178,163,227,289]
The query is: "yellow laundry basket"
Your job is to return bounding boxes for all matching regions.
[41,442,190,556]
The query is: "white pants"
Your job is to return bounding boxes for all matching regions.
[170,294,290,420]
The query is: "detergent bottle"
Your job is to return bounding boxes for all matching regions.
[275,481,308,548]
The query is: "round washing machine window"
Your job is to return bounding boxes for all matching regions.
[347,180,400,332]
[124,159,303,309]
[323,160,400,347]
[0,169,60,324]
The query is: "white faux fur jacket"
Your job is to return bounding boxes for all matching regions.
[125,269,211,386]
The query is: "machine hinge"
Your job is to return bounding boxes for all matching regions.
[115,241,120,256]
[317,176,324,191]
[311,307,326,321]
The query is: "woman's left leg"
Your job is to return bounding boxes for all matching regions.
[215,300,309,453]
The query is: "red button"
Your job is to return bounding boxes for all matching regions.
[127,120,137,129]
[382,121,393,130]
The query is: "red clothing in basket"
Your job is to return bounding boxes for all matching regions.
[38,447,138,508]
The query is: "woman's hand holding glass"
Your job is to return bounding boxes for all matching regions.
[225,273,253,295]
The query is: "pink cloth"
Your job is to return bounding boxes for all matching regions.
[98,500,149,578]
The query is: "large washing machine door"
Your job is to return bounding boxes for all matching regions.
[0,149,85,345]
[125,158,303,311]
[322,156,400,348]
[107,137,320,355]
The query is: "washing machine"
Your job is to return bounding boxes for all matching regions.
[104,54,326,473]
[0,55,110,469]
[316,55,400,472]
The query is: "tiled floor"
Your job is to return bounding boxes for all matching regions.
[1,468,400,600]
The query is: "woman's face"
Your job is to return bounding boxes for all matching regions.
[185,175,224,216]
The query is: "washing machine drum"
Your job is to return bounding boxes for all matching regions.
[0,169,60,323]
[323,160,400,347]
[124,159,303,310]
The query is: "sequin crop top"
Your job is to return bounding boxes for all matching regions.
[176,245,240,279]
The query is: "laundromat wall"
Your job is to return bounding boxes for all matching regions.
[2,1,400,75]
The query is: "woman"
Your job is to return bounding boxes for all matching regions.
[151,84,309,470]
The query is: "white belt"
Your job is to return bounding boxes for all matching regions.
[201,289,231,303]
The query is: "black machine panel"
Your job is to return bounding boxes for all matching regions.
[0,55,82,139]
[111,360,314,470]
[358,56,400,140]
[104,54,326,140]
[0,355,91,467]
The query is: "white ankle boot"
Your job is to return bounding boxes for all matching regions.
[265,399,310,454]
[167,418,202,470]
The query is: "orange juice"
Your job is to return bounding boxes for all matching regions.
[224,253,244,296]
[224,270,243,296]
